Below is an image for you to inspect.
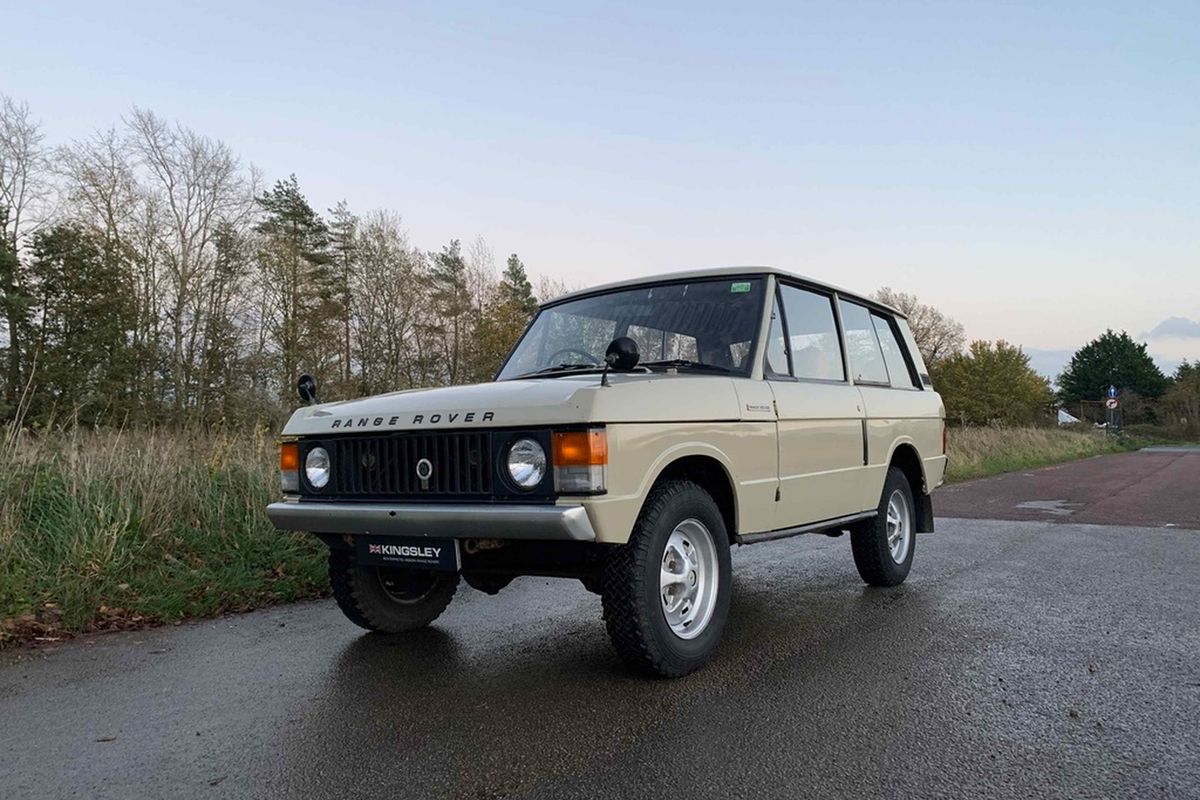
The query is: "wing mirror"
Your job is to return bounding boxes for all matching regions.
[605,337,640,370]
[297,373,319,405]
[601,337,640,386]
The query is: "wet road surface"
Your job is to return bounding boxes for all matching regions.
[3,458,1200,799]
[939,447,1200,529]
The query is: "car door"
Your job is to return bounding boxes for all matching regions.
[766,282,868,527]
[837,299,932,509]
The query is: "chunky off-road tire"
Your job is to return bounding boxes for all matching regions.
[851,466,916,587]
[328,548,459,633]
[601,480,732,678]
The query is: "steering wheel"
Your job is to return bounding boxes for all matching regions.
[546,347,600,365]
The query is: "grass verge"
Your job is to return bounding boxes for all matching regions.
[945,425,1135,483]
[0,428,327,647]
[0,423,1143,645]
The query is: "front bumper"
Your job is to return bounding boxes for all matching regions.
[265,500,597,542]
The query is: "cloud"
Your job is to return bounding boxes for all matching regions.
[1144,317,1200,339]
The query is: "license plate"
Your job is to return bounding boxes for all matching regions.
[356,535,460,572]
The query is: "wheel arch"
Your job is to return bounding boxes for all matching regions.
[886,440,934,533]
[646,452,739,544]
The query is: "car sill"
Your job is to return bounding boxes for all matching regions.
[735,511,877,545]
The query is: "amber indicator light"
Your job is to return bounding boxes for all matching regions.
[552,430,607,466]
[280,442,300,471]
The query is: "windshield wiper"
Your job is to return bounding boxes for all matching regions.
[641,359,733,374]
[514,363,602,379]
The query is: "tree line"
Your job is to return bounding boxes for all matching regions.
[877,288,1197,435]
[3,95,1194,434]
[0,97,554,427]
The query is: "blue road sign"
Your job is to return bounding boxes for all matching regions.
[1107,385,1118,399]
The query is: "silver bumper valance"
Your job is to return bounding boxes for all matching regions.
[265,500,597,542]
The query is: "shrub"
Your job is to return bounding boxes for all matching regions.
[933,341,1053,426]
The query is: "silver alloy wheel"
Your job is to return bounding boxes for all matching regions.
[659,518,719,640]
[886,489,912,564]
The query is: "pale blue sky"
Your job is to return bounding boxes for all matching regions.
[4,1,1198,370]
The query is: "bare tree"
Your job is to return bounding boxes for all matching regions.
[351,211,424,394]
[466,234,496,315]
[533,274,573,304]
[126,190,170,409]
[56,128,139,249]
[327,201,358,389]
[872,286,965,365]
[0,96,52,408]
[125,108,251,412]
[0,96,52,251]
[4,98,569,425]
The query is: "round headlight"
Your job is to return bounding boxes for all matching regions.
[305,446,331,489]
[506,438,546,489]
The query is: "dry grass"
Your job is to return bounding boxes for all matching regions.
[946,425,1132,483]
[0,422,1135,644]
[0,426,327,645]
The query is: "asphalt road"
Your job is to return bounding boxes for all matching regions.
[3,455,1199,799]
[939,447,1200,529]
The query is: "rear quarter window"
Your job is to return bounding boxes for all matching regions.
[838,300,889,384]
[895,317,933,388]
[871,314,920,389]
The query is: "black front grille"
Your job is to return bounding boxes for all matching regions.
[318,431,493,499]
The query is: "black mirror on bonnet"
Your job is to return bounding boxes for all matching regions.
[297,373,318,405]
[601,337,640,387]
[605,337,640,371]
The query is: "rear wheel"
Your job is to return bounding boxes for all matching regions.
[851,466,916,587]
[328,548,459,632]
[601,481,732,677]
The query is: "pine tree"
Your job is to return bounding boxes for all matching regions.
[26,223,136,423]
[428,239,472,384]
[499,253,537,316]
[466,253,539,382]
[1057,330,1169,405]
[255,175,338,401]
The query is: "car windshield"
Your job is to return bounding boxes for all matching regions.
[497,276,767,380]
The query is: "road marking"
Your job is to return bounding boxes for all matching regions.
[1015,500,1079,517]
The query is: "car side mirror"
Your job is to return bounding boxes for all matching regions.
[297,373,319,405]
[605,337,640,371]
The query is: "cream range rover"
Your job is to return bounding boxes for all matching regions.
[268,267,947,677]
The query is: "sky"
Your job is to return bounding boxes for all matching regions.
[3,0,1198,376]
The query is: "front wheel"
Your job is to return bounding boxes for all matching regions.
[601,480,732,677]
[328,548,459,632]
[851,466,916,587]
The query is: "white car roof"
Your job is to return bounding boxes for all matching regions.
[541,266,905,318]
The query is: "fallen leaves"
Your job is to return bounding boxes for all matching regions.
[1,602,151,648]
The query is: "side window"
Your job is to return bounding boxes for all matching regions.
[780,285,844,381]
[764,297,788,375]
[871,314,919,389]
[838,300,890,384]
